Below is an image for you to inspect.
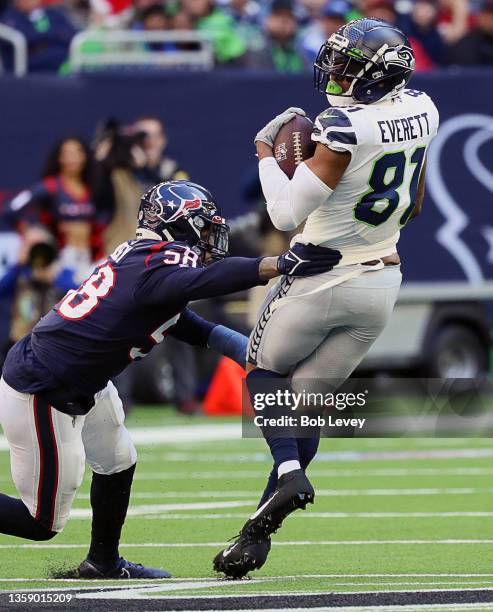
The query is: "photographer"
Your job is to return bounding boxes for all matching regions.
[94,116,188,254]
[0,226,78,365]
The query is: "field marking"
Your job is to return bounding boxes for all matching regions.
[124,511,493,520]
[68,468,493,481]
[316,487,493,496]
[134,446,493,461]
[4,574,493,583]
[74,585,493,601]
[69,500,256,518]
[1,540,493,550]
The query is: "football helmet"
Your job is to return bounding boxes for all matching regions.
[314,18,415,106]
[137,180,229,261]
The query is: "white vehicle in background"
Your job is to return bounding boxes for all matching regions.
[360,282,493,378]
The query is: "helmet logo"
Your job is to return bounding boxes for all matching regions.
[382,47,415,70]
[184,198,202,211]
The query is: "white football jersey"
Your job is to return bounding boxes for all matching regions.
[297,89,439,264]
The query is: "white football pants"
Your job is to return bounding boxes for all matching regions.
[248,264,402,379]
[0,378,137,532]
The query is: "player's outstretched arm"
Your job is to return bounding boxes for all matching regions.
[168,308,248,366]
[138,244,341,305]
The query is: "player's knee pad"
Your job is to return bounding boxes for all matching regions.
[87,424,137,475]
[83,382,137,475]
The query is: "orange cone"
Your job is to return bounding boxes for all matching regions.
[204,357,246,416]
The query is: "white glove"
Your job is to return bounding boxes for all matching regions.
[254,107,306,148]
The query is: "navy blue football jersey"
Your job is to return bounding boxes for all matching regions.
[3,240,263,414]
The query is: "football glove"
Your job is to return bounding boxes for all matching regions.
[277,242,342,277]
[254,107,306,148]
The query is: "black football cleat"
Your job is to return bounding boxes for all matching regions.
[78,557,172,579]
[214,469,314,578]
[213,533,271,579]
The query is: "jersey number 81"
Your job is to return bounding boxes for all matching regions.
[354,146,426,227]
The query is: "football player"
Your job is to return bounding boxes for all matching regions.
[0,180,342,579]
[214,18,439,578]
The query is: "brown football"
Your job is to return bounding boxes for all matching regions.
[273,115,316,179]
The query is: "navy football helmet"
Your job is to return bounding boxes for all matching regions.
[137,180,229,261]
[314,18,415,106]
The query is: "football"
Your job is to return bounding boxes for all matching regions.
[273,115,316,179]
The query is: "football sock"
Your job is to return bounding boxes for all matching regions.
[0,494,55,540]
[297,435,320,470]
[257,467,278,508]
[87,463,136,569]
[257,436,320,507]
[278,459,301,477]
[246,368,300,467]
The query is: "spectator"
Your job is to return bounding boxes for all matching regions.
[0,0,78,72]
[94,115,188,254]
[0,225,78,359]
[88,0,133,28]
[134,2,181,53]
[224,0,265,55]
[448,0,493,64]
[226,0,261,26]
[438,0,469,45]
[181,0,248,64]
[248,0,306,72]
[399,0,446,70]
[363,0,397,24]
[300,0,349,64]
[298,0,327,22]
[7,137,98,277]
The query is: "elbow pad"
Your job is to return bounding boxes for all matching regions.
[259,158,333,231]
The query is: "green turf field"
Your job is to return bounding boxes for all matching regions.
[1,408,493,608]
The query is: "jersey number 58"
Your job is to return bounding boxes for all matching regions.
[58,264,115,320]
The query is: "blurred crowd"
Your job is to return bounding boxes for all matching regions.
[0,0,492,74]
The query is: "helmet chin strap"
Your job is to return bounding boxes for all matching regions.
[136,228,164,241]
[326,79,356,107]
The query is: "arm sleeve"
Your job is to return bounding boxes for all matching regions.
[207,325,248,367]
[259,158,333,231]
[168,308,216,347]
[139,256,266,305]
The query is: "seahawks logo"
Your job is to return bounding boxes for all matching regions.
[382,47,415,70]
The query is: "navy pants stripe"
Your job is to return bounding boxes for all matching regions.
[33,397,59,530]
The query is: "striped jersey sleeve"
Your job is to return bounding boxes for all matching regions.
[311,108,358,154]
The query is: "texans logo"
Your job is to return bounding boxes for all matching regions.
[426,113,493,282]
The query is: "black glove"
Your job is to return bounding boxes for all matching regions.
[277,242,342,277]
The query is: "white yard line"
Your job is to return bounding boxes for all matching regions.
[122,511,493,520]
[75,585,493,601]
[3,573,493,582]
[69,468,493,481]
[69,500,256,518]
[1,540,493,550]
